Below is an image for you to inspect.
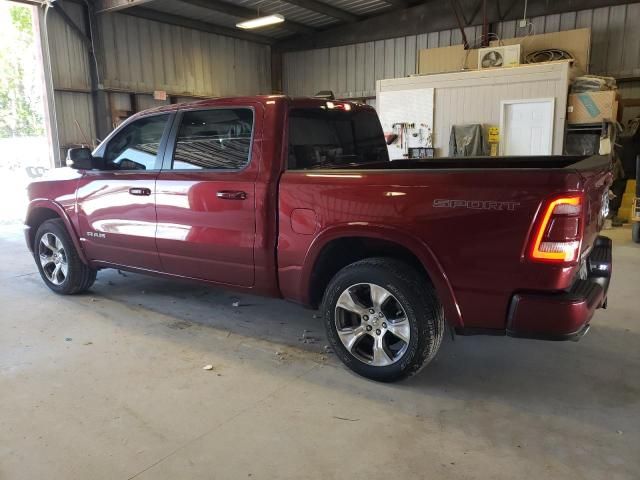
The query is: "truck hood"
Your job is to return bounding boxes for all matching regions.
[31,167,84,183]
[27,167,82,208]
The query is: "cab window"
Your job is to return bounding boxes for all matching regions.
[103,114,169,170]
[171,108,254,170]
[287,108,389,169]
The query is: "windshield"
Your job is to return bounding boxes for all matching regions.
[287,108,389,169]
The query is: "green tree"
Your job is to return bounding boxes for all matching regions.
[0,4,45,137]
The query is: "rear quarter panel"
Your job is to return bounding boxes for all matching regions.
[278,168,586,329]
[578,163,613,254]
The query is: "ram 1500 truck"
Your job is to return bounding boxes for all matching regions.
[25,96,613,382]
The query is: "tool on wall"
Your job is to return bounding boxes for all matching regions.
[392,122,415,154]
[388,122,435,158]
[385,133,398,145]
[420,123,433,148]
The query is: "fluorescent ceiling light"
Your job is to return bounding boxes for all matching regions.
[236,14,284,29]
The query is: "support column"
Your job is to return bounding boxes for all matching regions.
[83,1,111,142]
[34,5,61,167]
[271,49,283,94]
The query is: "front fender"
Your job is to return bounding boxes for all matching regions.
[301,224,463,328]
[25,199,89,265]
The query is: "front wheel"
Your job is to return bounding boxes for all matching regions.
[321,258,445,382]
[632,222,640,244]
[34,219,96,295]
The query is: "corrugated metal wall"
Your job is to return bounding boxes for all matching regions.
[98,13,271,97]
[283,25,483,99]
[619,80,640,123]
[42,1,271,164]
[282,2,640,99]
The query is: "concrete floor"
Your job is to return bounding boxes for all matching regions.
[0,222,638,480]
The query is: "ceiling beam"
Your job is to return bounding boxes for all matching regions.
[124,6,276,44]
[180,0,315,35]
[275,0,635,51]
[95,0,157,14]
[278,0,360,23]
[379,0,409,8]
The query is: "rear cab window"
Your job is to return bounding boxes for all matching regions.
[170,108,254,170]
[287,107,389,170]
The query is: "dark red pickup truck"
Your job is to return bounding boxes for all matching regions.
[25,96,613,382]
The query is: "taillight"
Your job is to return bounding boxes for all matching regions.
[528,195,583,263]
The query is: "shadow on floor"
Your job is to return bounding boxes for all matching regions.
[9,230,640,440]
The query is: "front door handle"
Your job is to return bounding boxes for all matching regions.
[216,190,247,200]
[129,187,151,196]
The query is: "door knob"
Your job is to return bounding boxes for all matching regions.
[216,190,247,200]
[129,187,151,196]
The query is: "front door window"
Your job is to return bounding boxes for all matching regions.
[103,114,170,170]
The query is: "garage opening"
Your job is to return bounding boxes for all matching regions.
[0,1,50,227]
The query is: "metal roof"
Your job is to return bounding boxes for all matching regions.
[233,0,339,27]
[113,0,402,41]
[318,0,392,16]
[148,0,293,38]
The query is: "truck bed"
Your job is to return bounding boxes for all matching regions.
[322,155,607,171]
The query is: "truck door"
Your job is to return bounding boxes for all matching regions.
[76,113,172,270]
[154,106,260,287]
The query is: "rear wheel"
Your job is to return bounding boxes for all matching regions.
[633,222,640,244]
[321,258,444,382]
[34,219,96,294]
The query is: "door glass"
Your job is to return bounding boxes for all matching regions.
[172,109,254,170]
[103,114,169,170]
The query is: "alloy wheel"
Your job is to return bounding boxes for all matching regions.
[334,283,410,366]
[38,232,68,285]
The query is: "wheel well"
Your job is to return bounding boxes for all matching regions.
[308,237,431,308]
[26,208,61,248]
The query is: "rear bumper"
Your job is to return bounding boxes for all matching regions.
[506,236,612,341]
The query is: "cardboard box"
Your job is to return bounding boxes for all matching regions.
[567,91,618,124]
[418,44,477,74]
[418,28,590,76]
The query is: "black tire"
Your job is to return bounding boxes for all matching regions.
[34,219,96,295]
[321,257,445,382]
[633,222,640,244]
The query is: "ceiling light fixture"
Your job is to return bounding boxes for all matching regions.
[236,14,284,29]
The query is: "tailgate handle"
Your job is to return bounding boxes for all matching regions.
[128,187,151,196]
[217,190,247,200]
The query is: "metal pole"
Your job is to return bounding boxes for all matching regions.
[449,0,469,49]
[482,0,489,47]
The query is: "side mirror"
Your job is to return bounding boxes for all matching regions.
[66,147,96,170]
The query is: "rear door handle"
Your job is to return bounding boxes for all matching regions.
[129,187,151,196]
[216,190,247,200]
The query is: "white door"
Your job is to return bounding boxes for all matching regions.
[500,99,555,156]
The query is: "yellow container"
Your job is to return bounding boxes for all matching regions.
[619,207,631,220]
[620,180,637,222]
